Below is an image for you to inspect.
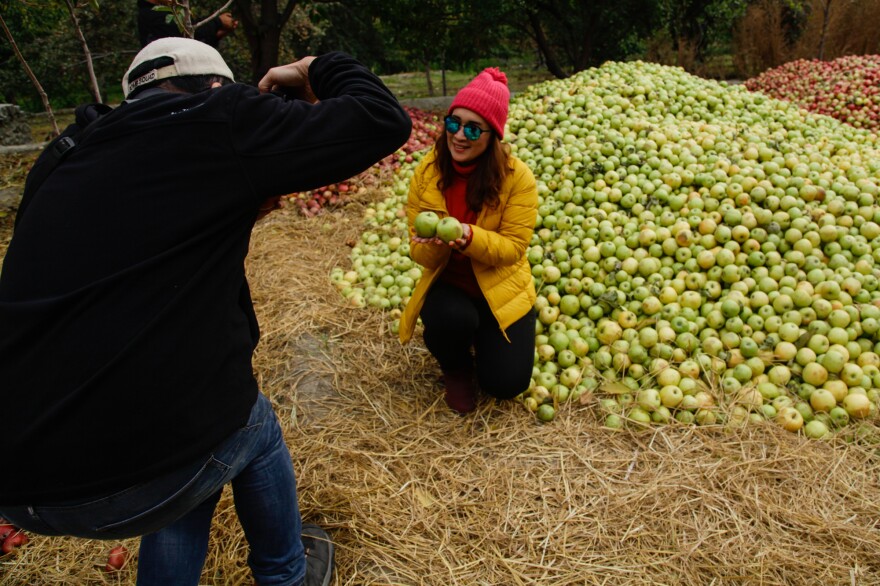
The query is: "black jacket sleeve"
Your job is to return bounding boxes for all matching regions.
[228,51,413,197]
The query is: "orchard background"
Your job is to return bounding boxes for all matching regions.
[3,0,880,113]
[4,1,880,584]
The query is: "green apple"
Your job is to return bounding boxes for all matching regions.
[809,388,837,412]
[842,393,871,418]
[804,419,830,439]
[637,388,661,411]
[776,406,804,432]
[536,403,556,422]
[604,413,623,429]
[829,406,850,427]
[436,216,464,242]
[413,211,440,238]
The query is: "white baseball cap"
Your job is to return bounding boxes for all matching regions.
[123,37,235,98]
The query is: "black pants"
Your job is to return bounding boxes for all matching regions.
[420,281,536,399]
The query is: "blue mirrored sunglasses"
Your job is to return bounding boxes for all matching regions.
[444,116,491,141]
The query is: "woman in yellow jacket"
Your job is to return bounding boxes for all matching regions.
[399,67,538,413]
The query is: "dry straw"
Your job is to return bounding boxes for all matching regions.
[2,190,880,585]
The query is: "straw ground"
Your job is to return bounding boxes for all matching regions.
[2,188,880,585]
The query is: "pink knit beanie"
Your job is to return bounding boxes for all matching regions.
[448,67,510,138]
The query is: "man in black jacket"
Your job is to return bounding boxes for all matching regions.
[0,37,411,586]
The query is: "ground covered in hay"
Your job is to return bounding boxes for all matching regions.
[2,188,880,585]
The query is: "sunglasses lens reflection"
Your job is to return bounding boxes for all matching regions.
[444,116,487,141]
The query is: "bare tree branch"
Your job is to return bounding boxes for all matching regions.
[195,0,234,29]
[63,0,102,103]
[164,0,195,37]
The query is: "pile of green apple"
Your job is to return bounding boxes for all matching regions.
[334,59,880,436]
[330,157,423,314]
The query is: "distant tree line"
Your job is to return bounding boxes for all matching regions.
[0,0,875,112]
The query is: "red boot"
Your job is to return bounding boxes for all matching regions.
[442,368,477,414]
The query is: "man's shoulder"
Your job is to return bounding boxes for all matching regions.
[123,83,254,114]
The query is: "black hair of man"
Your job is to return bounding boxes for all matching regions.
[128,74,233,98]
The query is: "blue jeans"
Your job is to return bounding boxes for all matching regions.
[0,393,305,586]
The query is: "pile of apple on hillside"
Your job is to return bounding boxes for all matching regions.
[745,55,880,131]
[332,58,880,435]
[287,106,440,217]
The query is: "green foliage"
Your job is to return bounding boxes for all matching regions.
[215,29,252,85]
[656,0,749,58]
[0,0,137,111]
[0,0,66,108]
[0,0,760,111]
[149,4,189,35]
[495,0,660,78]
[301,0,514,74]
[284,2,391,71]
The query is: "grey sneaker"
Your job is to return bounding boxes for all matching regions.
[301,523,334,586]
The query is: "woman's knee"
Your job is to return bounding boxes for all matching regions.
[422,304,479,334]
[421,284,480,328]
[477,368,532,400]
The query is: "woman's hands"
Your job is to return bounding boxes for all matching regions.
[216,13,238,39]
[412,223,472,251]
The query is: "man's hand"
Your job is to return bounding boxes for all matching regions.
[258,57,318,103]
[216,12,238,39]
[256,196,285,221]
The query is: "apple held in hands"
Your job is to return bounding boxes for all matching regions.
[436,217,464,242]
[413,211,440,238]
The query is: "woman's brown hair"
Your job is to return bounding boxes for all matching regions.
[434,130,512,213]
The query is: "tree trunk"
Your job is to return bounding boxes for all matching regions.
[438,50,446,96]
[817,0,833,60]
[0,13,59,136]
[256,31,282,83]
[64,0,102,103]
[423,61,434,97]
[576,7,594,72]
[527,11,567,79]
[235,0,296,85]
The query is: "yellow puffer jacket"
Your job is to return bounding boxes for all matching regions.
[399,149,538,343]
